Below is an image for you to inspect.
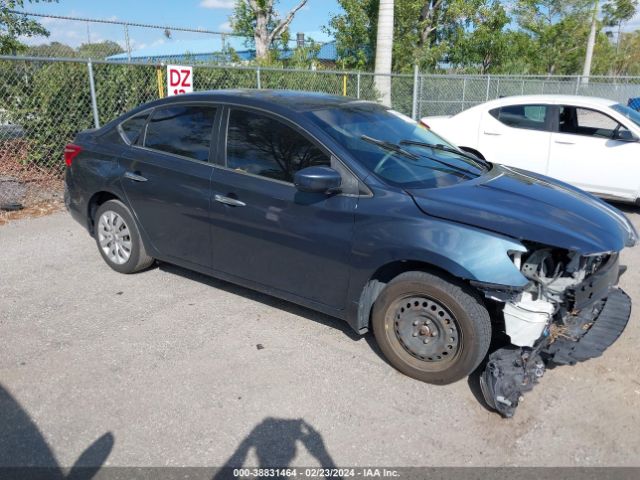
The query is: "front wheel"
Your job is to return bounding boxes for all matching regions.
[94,199,154,274]
[372,271,491,385]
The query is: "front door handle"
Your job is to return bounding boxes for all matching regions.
[483,131,501,136]
[554,140,575,145]
[124,171,148,182]
[214,194,246,207]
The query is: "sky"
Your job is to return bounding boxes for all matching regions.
[14,0,640,53]
[15,0,341,52]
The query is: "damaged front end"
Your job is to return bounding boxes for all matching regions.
[478,245,631,418]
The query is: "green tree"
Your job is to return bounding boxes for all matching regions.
[613,30,640,75]
[326,0,522,73]
[514,0,593,74]
[76,40,124,59]
[27,40,75,57]
[323,0,377,70]
[447,0,514,73]
[602,0,638,50]
[286,38,321,69]
[0,0,57,54]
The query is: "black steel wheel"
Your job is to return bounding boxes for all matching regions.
[392,296,461,364]
[372,271,491,385]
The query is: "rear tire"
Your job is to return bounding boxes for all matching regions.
[94,200,153,274]
[372,271,491,385]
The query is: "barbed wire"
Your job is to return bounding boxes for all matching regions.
[7,10,244,37]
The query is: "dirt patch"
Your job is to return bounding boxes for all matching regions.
[0,198,63,226]
[0,139,64,225]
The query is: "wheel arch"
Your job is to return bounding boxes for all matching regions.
[354,259,475,335]
[87,191,122,235]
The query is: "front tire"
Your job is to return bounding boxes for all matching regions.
[372,271,491,385]
[94,199,154,274]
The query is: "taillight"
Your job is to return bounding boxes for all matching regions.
[64,144,82,167]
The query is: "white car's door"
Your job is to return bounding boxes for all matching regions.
[477,104,552,173]
[547,105,640,201]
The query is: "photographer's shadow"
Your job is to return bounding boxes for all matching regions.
[214,417,339,479]
[0,383,113,479]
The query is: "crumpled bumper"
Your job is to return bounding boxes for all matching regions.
[480,288,632,418]
[544,288,632,365]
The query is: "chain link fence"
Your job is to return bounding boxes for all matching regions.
[417,74,640,117]
[2,54,640,218]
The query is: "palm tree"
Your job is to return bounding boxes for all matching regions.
[582,0,599,84]
[374,0,394,106]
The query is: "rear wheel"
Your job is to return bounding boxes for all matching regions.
[94,200,153,274]
[372,271,491,385]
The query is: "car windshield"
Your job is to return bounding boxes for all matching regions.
[611,103,640,128]
[306,103,488,189]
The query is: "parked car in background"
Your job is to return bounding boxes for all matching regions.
[422,95,640,204]
[65,90,637,417]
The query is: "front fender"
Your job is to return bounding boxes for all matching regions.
[345,189,527,332]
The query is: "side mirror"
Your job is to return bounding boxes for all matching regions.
[294,166,342,194]
[614,129,639,142]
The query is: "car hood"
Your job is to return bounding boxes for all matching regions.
[407,165,638,254]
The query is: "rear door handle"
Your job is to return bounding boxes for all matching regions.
[483,131,501,136]
[124,171,148,182]
[554,140,575,145]
[214,194,246,207]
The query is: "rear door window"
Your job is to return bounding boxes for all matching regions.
[144,105,217,162]
[489,104,550,131]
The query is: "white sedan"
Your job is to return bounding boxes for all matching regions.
[422,95,640,203]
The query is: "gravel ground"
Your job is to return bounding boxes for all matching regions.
[1,208,639,468]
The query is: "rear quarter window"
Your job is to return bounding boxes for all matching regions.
[119,112,149,145]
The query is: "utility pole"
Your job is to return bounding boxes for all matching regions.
[374,0,394,107]
[582,0,599,85]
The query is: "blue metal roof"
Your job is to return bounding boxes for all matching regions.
[278,41,337,61]
[107,39,338,63]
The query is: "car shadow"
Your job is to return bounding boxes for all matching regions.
[0,383,113,478]
[158,263,362,342]
[213,417,340,479]
[159,262,511,414]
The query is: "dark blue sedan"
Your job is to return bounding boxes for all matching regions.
[65,90,637,417]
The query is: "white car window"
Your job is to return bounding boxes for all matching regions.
[559,106,621,139]
[489,104,549,131]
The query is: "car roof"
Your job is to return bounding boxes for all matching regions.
[153,89,377,113]
[478,94,618,109]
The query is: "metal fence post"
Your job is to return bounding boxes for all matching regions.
[575,76,581,94]
[123,23,131,63]
[461,77,467,112]
[87,60,100,129]
[485,75,491,101]
[419,73,423,118]
[411,65,419,120]
[356,71,361,99]
[256,67,261,89]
